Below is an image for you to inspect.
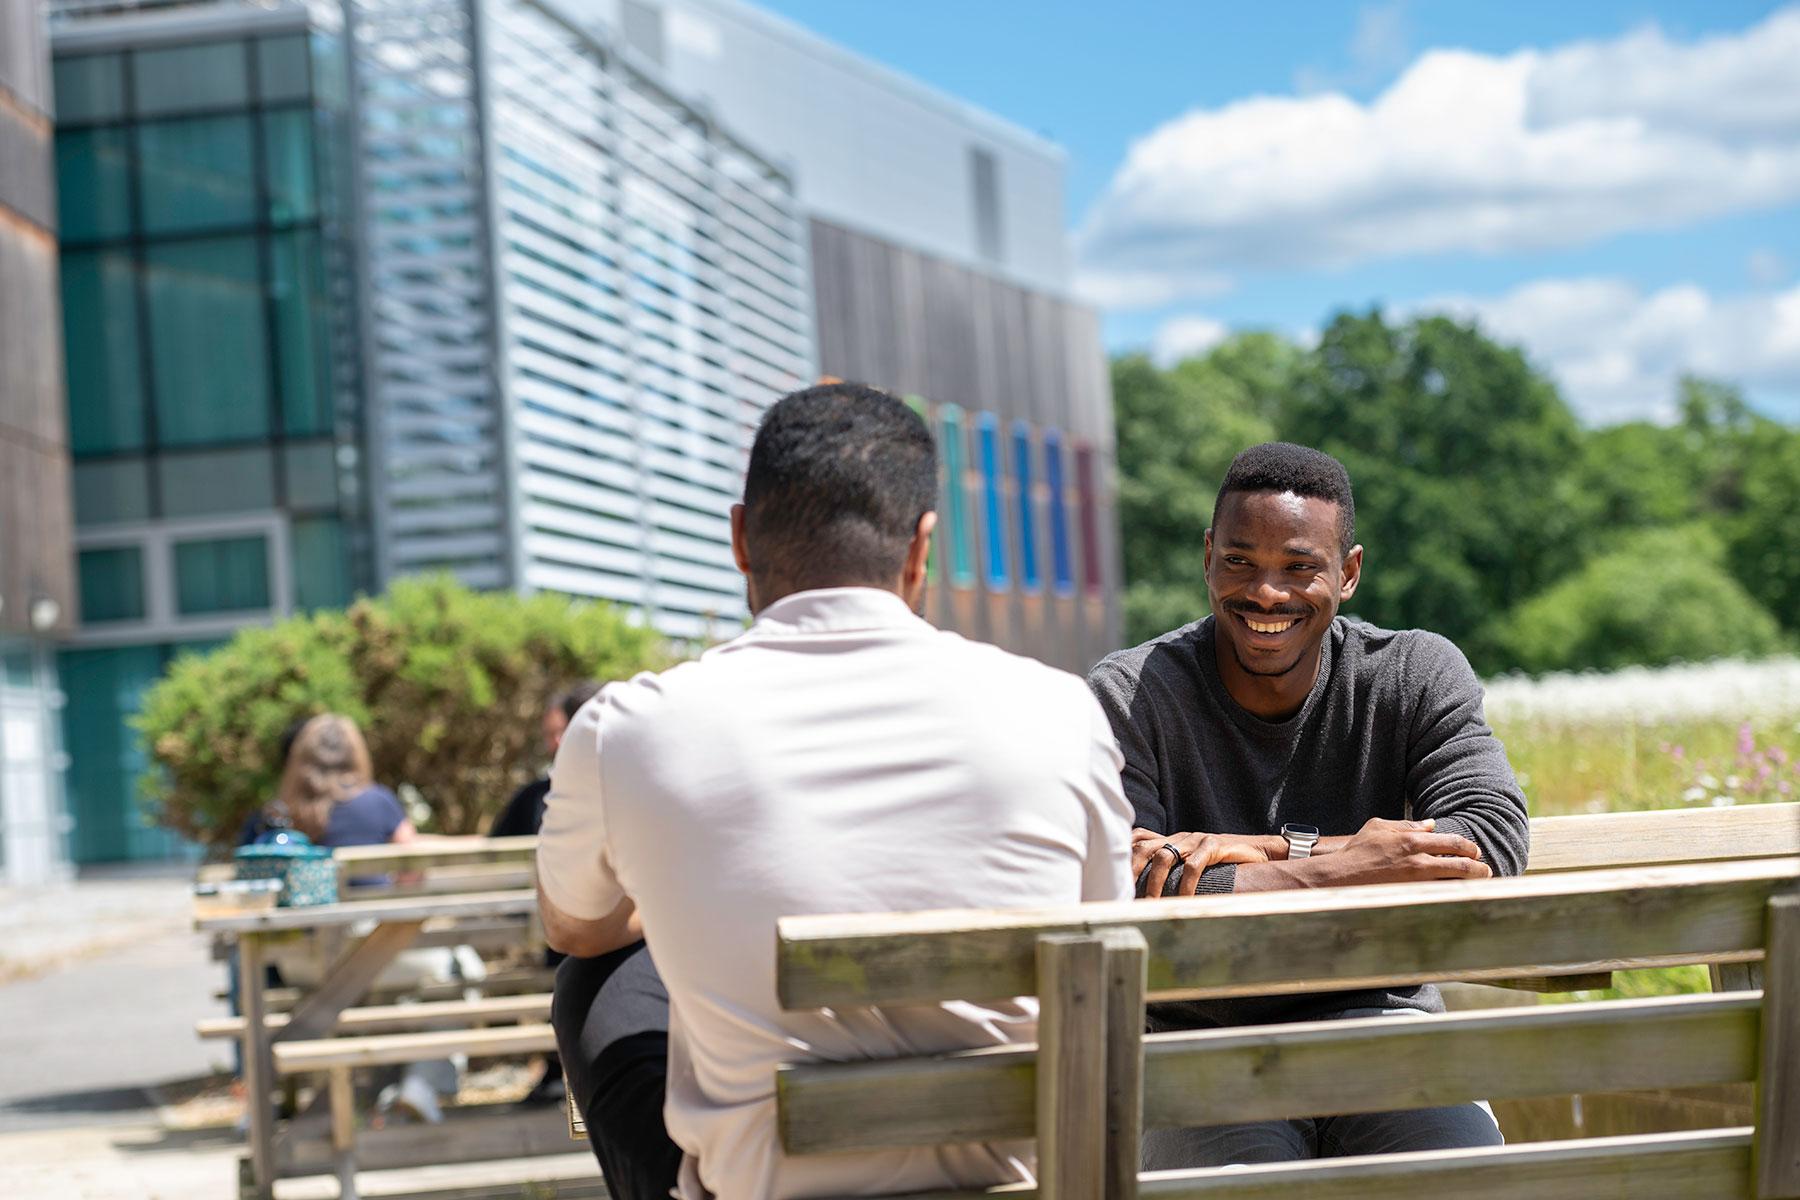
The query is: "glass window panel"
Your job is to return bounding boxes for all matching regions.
[138,115,256,235]
[283,441,338,510]
[72,459,151,525]
[158,447,275,517]
[1074,443,1103,595]
[174,535,270,615]
[60,250,147,455]
[131,42,249,116]
[1012,423,1040,591]
[55,128,133,241]
[77,547,145,624]
[1044,430,1074,595]
[291,517,351,611]
[52,54,124,123]
[145,237,271,447]
[270,230,331,435]
[262,109,317,225]
[978,413,1008,589]
[256,36,311,103]
[58,644,166,864]
[940,407,974,588]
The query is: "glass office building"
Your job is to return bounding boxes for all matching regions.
[47,0,812,862]
[51,1,365,862]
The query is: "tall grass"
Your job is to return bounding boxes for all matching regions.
[1481,657,1800,1000]
[1484,657,1800,817]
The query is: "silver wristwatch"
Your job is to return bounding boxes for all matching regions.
[1281,822,1321,861]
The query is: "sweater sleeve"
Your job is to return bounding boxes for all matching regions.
[1087,657,1239,895]
[1087,657,1169,833]
[1404,635,1531,877]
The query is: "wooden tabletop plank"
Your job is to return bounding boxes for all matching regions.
[195,888,536,933]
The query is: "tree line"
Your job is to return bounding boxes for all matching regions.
[1113,310,1800,676]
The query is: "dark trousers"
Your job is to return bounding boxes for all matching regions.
[1141,1007,1502,1169]
[552,943,681,1200]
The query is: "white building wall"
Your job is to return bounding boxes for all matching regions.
[549,0,1073,296]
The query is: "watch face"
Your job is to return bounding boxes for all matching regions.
[1282,823,1320,840]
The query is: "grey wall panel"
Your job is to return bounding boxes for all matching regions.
[0,2,51,117]
[807,218,1122,671]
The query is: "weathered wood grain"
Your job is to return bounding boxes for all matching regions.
[197,993,554,1040]
[777,860,1796,1010]
[1034,935,1107,1200]
[276,920,424,1044]
[1756,892,1800,1199]
[332,836,538,874]
[196,889,536,934]
[777,993,1759,1155]
[1102,929,1147,1200]
[1526,804,1799,873]
[274,1023,557,1074]
[806,1128,1754,1200]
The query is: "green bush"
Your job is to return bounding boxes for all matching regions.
[1480,524,1786,675]
[137,576,673,851]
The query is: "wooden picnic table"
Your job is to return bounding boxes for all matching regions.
[197,886,539,1200]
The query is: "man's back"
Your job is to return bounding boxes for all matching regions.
[539,588,1131,1199]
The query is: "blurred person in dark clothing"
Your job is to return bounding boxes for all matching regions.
[490,682,603,839]
[491,681,601,1105]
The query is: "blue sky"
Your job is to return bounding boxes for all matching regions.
[756,1,1800,424]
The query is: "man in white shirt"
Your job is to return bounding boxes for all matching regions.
[535,383,1136,1200]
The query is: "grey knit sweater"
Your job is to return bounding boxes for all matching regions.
[1088,614,1530,1029]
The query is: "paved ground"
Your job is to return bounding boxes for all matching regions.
[0,869,242,1197]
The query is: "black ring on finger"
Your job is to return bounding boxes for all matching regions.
[1159,842,1182,865]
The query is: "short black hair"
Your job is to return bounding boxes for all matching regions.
[742,382,936,591]
[552,681,602,722]
[1213,442,1356,556]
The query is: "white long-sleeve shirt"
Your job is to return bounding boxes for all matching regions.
[538,586,1133,1200]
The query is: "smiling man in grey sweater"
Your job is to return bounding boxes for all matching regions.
[1089,441,1529,1168]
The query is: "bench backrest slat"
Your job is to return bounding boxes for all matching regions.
[778,991,1759,1158]
[777,859,1798,1010]
[1525,803,1800,873]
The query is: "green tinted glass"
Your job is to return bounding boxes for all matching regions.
[56,128,133,241]
[291,517,352,610]
[270,230,331,436]
[77,547,145,624]
[255,36,311,103]
[138,115,256,235]
[53,54,125,123]
[145,237,271,447]
[263,109,318,225]
[174,535,270,615]
[132,42,249,116]
[61,250,147,455]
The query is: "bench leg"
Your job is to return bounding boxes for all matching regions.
[330,1065,359,1200]
[1036,933,1110,1200]
[241,935,278,1200]
[1756,892,1799,1199]
[1101,929,1147,1200]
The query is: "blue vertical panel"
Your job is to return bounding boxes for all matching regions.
[978,413,1008,589]
[941,407,975,587]
[1045,429,1074,594]
[1012,422,1040,591]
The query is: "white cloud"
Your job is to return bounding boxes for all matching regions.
[1076,7,1800,311]
[1150,315,1230,366]
[1409,278,1800,423]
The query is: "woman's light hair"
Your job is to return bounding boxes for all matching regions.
[273,714,374,843]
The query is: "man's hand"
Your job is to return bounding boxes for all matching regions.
[1308,818,1491,886]
[1131,828,1271,897]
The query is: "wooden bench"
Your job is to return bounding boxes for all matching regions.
[773,856,1800,1199]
